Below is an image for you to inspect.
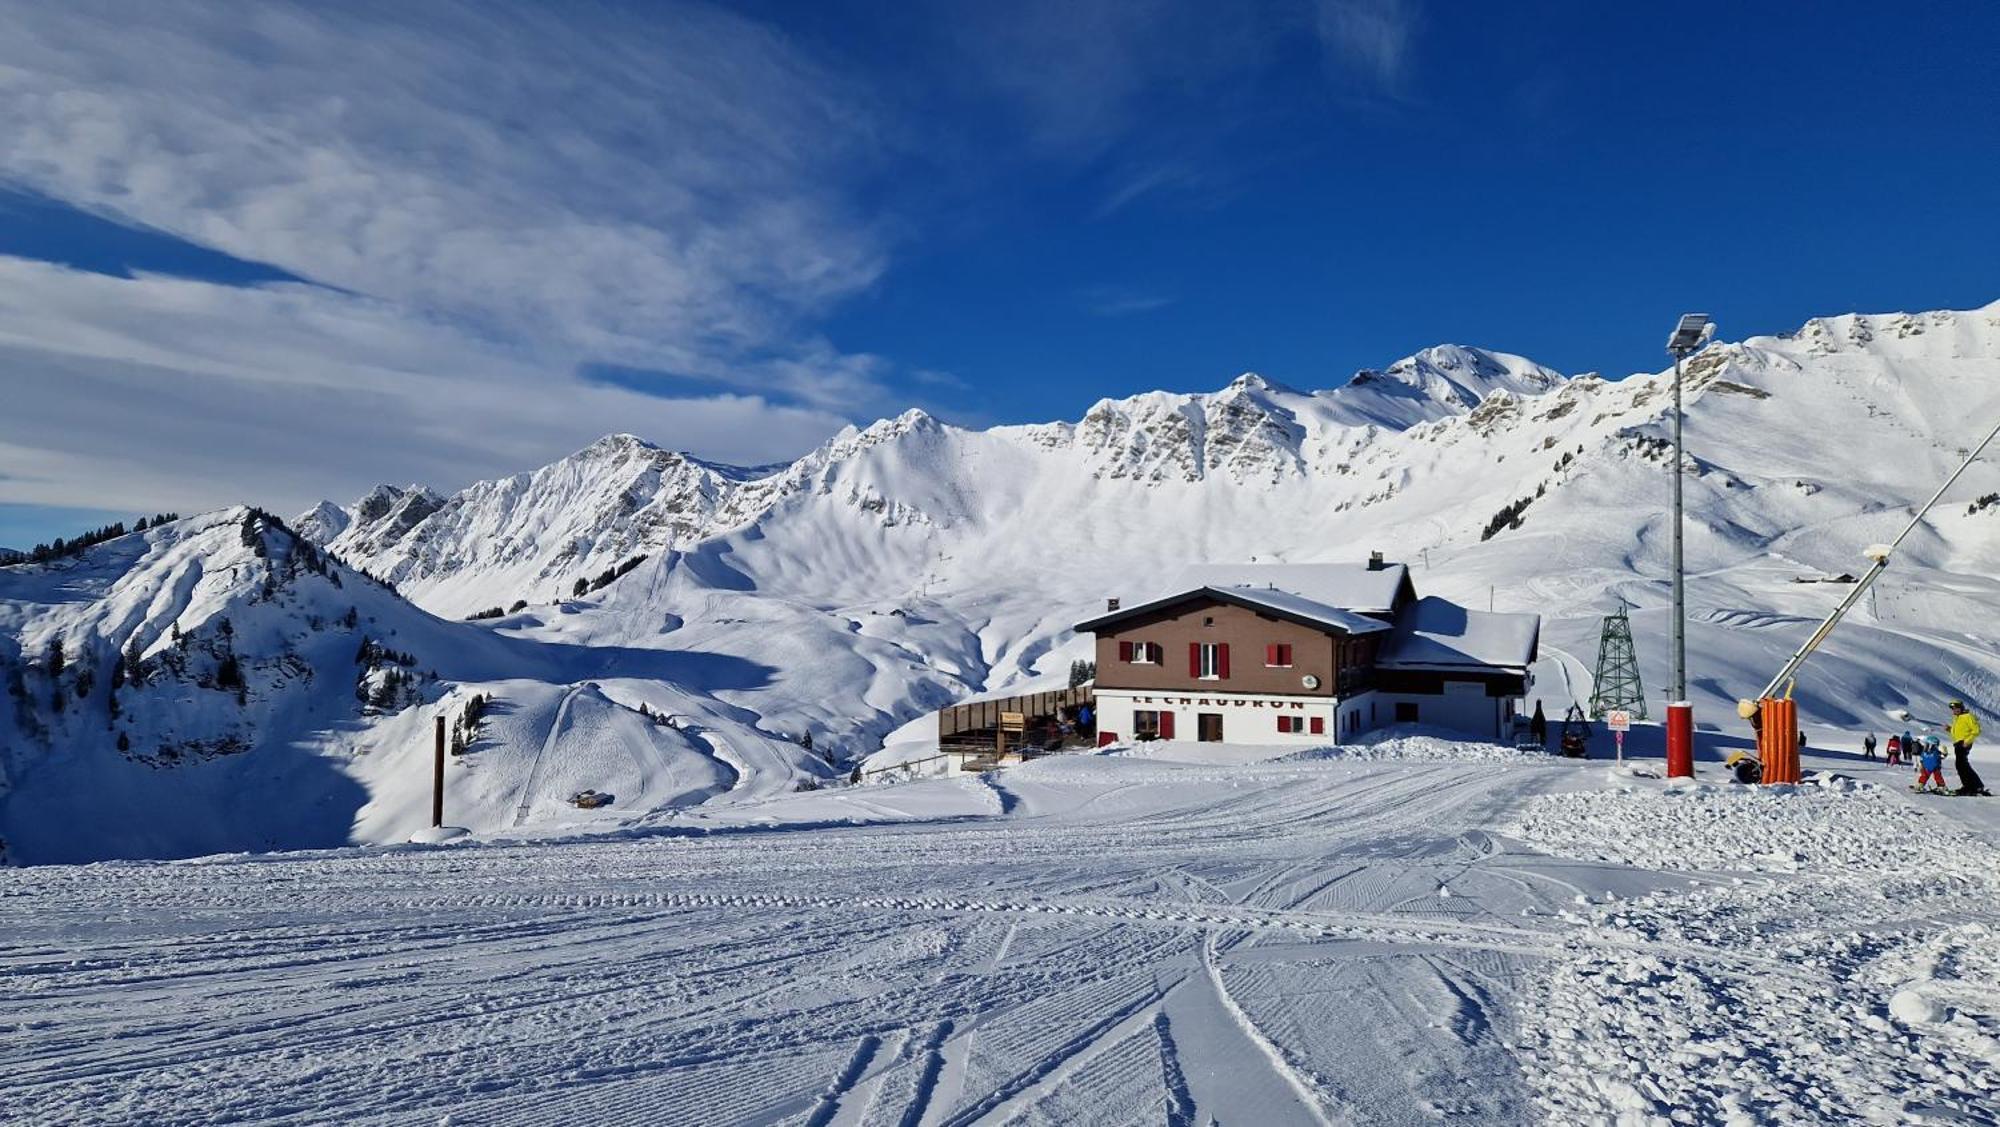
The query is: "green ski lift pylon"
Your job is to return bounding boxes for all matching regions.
[1589,601,1648,720]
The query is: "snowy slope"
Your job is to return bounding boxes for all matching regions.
[8,737,2000,1125]
[306,299,2000,780]
[10,299,2000,862]
[0,510,826,863]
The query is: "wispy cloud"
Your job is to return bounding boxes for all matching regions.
[0,0,890,404]
[1311,0,1422,93]
[0,260,852,515]
[1079,286,1178,317]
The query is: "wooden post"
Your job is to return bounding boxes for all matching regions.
[432,713,446,827]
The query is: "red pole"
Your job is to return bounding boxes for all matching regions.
[1666,701,1694,778]
[432,714,446,828]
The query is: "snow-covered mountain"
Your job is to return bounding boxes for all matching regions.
[9,300,2000,863]
[0,508,827,863]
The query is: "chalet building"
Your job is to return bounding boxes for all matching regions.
[1075,557,1539,746]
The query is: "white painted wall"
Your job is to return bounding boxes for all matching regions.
[1093,688,1336,745]
[1375,681,1515,738]
[1095,685,1519,744]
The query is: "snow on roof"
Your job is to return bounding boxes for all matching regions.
[1074,582,1392,636]
[1211,586,1392,635]
[1377,596,1540,670]
[1173,562,1410,614]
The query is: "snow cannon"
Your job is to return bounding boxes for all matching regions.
[1753,697,1801,785]
[1732,416,2000,786]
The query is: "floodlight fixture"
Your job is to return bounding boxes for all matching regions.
[1667,313,1712,357]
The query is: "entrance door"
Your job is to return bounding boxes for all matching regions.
[1197,713,1223,742]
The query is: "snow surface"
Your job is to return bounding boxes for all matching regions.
[7,737,2000,1123]
[7,299,2000,868]
[1377,595,1540,669]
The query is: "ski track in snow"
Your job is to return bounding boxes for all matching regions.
[2,752,1581,1126]
[7,747,2000,1125]
[513,684,583,826]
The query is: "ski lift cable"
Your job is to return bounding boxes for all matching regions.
[1749,414,2000,705]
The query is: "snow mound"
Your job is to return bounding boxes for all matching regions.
[1514,784,2000,1123]
[1504,779,1965,875]
[1888,989,1942,1026]
[1279,731,1549,763]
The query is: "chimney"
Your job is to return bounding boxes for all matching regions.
[1367,551,1385,571]
[1106,597,1121,612]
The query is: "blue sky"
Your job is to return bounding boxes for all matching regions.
[2,0,1997,548]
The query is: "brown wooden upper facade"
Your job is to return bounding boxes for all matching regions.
[1088,592,1389,698]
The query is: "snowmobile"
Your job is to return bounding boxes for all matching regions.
[569,789,612,809]
[1557,706,1589,758]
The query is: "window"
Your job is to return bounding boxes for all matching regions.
[1134,710,1160,739]
[1277,715,1298,733]
[1395,702,1419,723]
[1278,715,1316,734]
[1119,641,1161,664]
[1265,643,1293,668]
[1192,642,1229,680]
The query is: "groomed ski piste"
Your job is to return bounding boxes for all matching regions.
[5,729,1999,1125]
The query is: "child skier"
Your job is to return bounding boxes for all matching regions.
[1916,735,1948,793]
[1886,734,1902,766]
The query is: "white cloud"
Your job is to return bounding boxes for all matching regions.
[1312,0,1421,91]
[0,0,889,401]
[0,0,1430,520]
[0,259,849,515]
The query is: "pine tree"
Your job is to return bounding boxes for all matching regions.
[117,731,131,752]
[45,638,64,677]
[216,654,243,691]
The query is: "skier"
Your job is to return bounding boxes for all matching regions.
[1862,732,1878,760]
[1886,734,1902,767]
[1948,700,1987,796]
[1529,700,1548,748]
[1915,735,1947,794]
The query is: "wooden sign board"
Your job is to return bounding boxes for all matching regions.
[999,711,1026,732]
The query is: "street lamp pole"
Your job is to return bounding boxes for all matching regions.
[1664,313,1713,779]
[1671,348,1685,702]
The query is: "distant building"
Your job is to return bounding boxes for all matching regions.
[1075,557,1539,745]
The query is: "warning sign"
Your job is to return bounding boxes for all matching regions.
[1605,710,1632,733]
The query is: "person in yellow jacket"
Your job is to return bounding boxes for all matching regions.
[1949,700,1987,796]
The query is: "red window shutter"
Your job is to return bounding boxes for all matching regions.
[1159,711,1176,739]
[1189,643,1201,678]
[1310,716,1325,735]
[1275,715,1286,733]
[1119,640,1134,662]
[1266,643,1279,667]
[1218,643,1230,679]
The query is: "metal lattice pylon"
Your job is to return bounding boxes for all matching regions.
[1589,602,1648,720]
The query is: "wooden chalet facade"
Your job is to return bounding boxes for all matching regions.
[1075,559,1539,745]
